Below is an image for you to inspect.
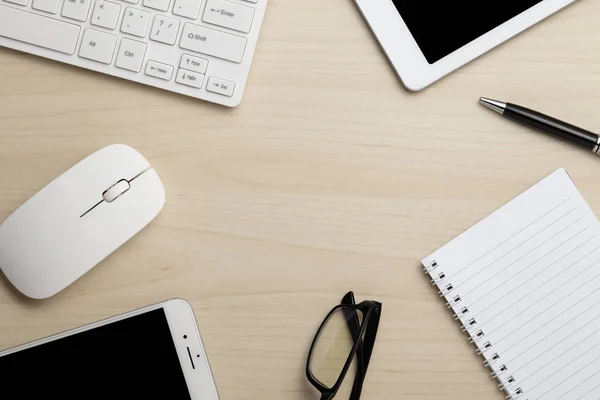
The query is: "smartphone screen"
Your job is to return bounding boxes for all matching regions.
[0,308,192,398]
[391,0,544,64]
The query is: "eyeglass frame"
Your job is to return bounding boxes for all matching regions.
[306,292,382,400]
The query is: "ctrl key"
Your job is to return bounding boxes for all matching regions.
[206,77,235,97]
[175,69,204,89]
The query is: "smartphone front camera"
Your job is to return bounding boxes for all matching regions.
[183,335,187,339]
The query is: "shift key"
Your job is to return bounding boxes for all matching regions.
[180,23,247,63]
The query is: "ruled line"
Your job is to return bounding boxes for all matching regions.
[513,325,600,389]
[454,206,576,289]
[496,270,600,362]
[575,379,600,400]
[442,198,571,282]
[536,351,600,399]
[475,239,598,332]
[465,222,587,307]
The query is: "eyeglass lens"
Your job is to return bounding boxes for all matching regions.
[311,306,364,389]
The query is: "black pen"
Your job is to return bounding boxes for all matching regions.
[479,98,600,154]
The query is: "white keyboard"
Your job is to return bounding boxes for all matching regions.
[0,0,267,107]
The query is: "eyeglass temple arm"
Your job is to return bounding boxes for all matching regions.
[342,293,382,400]
[350,305,381,400]
[358,304,381,377]
[341,292,366,399]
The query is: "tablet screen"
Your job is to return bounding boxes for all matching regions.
[392,1,544,64]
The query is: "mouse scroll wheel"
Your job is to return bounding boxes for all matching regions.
[102,180,131,203]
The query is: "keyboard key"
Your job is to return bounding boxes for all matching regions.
[91,0,121,30]
[207,76,235,97]
[4,0,28,6]
[0,4,80,54]
[79,28,117,64]
[142,0,169,11]
[180,54,208,74]
[115,38,146,72]
[202,0,254,34]
[172,0,201,19]
[61,0,92,21]
[145,60,173,80]
[240,0,257,3]
[32,0,59,13]
[120,0,138,4]
[180,24,246,63]
[149,15,179,45]
[121,7,150,37]
[176,68,204,88]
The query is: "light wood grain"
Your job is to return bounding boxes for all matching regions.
[1,1,599,398]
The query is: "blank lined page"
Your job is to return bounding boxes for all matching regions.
[423,168,600,400]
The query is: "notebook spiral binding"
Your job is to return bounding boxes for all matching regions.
[424,260,526,400]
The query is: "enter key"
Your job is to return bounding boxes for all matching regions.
[202,0,255,34]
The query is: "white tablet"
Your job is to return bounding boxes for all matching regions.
[354,0,576,91]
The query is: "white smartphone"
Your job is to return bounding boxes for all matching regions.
[0,299,219,399]
[354,0,576,91]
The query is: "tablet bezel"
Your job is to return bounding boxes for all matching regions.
[354,0,576,91]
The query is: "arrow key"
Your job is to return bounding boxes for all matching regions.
[176,68,204,89]
[206,76,235,97]
[91,0,121,30]
[180,54,208,74]
[145,60,174,81]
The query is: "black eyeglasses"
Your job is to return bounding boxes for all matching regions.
[306,292,382,400]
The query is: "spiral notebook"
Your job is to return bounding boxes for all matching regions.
[423,168,600,400]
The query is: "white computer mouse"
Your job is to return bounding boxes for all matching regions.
[0,144,165,299]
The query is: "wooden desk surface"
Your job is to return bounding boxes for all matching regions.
[1,1,599,398]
